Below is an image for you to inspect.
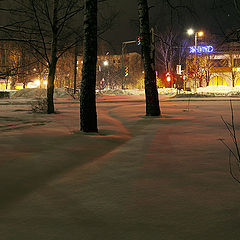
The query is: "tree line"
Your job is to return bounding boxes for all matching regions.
[0,0,161,132]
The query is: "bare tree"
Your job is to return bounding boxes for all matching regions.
[220,100,240,183]
[0,41,37,88]
[155,29,178,73]
[0,0,84,113]
[137,0,161,116]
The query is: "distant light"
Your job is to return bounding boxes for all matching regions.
[34,80,40,86]
[125,66,129,77]
[137,36,141,45]
[198,31,204,37]
[103,60,109,66]
[187,28,194,35]
[166,72,171,82]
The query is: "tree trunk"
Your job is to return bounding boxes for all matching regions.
[47,56,57,113]
[232,72,235,87]
[137,0,161,116]
[80,0,98,132]
[47,0,59,114]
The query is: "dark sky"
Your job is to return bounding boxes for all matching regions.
[102,0,139,53]
[1,0,237,54]
[103,0,237,53]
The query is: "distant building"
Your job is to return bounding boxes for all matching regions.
[186,42,240,89]
[0,79,11,90]
[77,52,144,89]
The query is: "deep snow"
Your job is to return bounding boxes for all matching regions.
[0,94,240,239]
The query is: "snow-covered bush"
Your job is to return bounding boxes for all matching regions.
[31,98,48,113]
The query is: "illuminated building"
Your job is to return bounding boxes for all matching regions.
[186,42,240,89]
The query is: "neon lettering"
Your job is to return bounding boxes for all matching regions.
[189,45,214,54]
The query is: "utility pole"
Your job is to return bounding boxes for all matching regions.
[194,32,197,92]
[121,40,136,89]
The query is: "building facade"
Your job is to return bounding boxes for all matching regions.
[77,52,144,89]
[186,43,240,89]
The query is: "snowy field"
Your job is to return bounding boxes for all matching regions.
[2,86,240,100]
[1,94,240,239]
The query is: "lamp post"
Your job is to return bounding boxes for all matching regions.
[187,29,204,92]
[103,60,110,88]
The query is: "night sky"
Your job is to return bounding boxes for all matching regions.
[103,0,238,53]
[0,0,238,53]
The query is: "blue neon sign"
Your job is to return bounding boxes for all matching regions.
[189,45,214,54]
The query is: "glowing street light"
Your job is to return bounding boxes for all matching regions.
[34,79,40,86]
[103,60,109,66]
[187,28,194,36]
[187,29,204,38]
[187,28,204,92]
[198,31,204,37]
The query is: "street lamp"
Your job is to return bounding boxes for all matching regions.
[103,60,110,88]
[187,28,204,92]
[103,60,109,66]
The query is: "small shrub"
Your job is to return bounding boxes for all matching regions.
[31,98,48,113]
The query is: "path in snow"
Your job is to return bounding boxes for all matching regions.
[0,95,240,239]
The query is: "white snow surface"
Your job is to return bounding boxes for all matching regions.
[0,95,240,239]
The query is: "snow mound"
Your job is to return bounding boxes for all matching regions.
[98,89,136,96]
[174,86,240,97]
[197,86,240,95]
[158,88,177,95]
[98,88,177,96]
[11,88,70,99]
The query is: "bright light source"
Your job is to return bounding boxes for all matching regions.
[34,80,40,86]
[198,31,204,37]
[103,60,109,66]
[166,72,171,82]
[187,28,194,35]
[43,80,47,85]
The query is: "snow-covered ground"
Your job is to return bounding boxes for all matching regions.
[2,86,240,100]
[0,95,240,239]
[100,86,240,96]
[197,85,240,95]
